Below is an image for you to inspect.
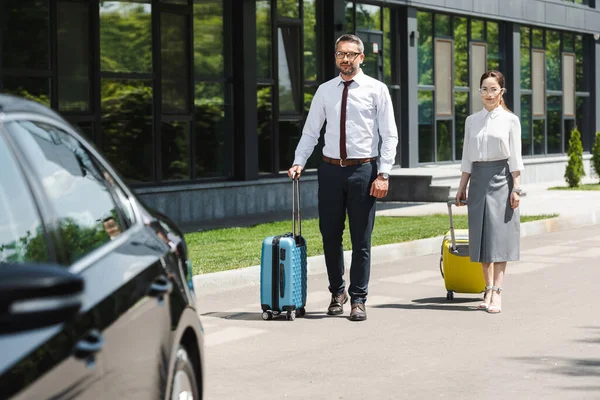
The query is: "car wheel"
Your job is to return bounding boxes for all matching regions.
[170,345,200,400]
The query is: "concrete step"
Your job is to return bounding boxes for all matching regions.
[384,175,450,202]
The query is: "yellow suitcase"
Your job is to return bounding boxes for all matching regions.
[439,200,486,300]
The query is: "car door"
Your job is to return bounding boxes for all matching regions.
[4,117,174,399]
[0,123,106,400]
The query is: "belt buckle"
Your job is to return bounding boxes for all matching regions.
[339,159,347,168]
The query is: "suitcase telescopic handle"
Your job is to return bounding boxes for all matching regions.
[446,199,467,252]
[291,173,301,242]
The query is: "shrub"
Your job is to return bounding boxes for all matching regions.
[592,132,600,184]
[564,127,585,188]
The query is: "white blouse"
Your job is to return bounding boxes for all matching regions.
[460,106,525,174]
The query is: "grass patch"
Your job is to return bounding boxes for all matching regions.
[185,214,557,275]
[548,184,600,191]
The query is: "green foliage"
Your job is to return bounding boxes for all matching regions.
[186,214,556,274]
[58,218,109,263]
[564,126,585,188]
[592,132,600,183]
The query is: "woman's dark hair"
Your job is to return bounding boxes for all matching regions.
[480,70,511,112]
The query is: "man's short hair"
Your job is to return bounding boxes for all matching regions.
[335,34,364,54]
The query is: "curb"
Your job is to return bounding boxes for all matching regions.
[193,210,600,294]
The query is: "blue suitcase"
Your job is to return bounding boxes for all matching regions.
[260,177,307,321]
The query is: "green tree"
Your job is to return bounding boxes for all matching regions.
[564,126,585,188]
[592,132,600,184]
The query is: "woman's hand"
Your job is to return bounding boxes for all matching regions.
[510,191,520,209]
[456,188,467,206]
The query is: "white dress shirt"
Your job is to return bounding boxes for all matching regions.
[460,106,525,174]
[292,70,399,174]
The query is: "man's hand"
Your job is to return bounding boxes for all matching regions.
[288,165,303,180]
[370,175,389,198]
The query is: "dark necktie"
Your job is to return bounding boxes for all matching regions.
[340,80,353,160]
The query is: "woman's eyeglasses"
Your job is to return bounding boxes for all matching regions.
[335,51,361,60]
[479,87,504,95]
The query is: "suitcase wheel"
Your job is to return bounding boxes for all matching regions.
[286,310,296,321]
[446,291,454,301]
[296,307,306,317]
[272,311,281,316]
[262,311,273,321]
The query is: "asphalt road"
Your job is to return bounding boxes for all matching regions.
[197,224,600,400]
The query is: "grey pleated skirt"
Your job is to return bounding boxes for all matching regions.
[467,159,520,263]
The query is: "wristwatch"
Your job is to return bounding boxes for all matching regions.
[512,187,522,194]
[379,173,389,180]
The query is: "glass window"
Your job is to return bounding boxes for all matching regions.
[279,120,302,171]
[532,29,544,48]
[194,0,224,79]
[278,26,302,114]
[0,133,49,264]
[418,91,434,163]
[520,27,531,90]
[57,0,90,113]
[435,39,453,116]
[383,8,392,85]
[563,33,574,52]
[547,96,562,154]
[575,35,584,92]
[436,120,452,162]
[257,85,274,173]
[471,19,484,41]
[2,78,51,107]
[546,31,561,91]
[6,121,127,264]
[453,17,468,87]
[356,4,381,30]
[256,0,272,79]
[194,83,230,178]
[162,121,190,180]
[1,0,49,69]
[278,0,299,18]
[487,22,500,71]
[303,0,317,81]
[303,85,324,169]
[521,95,532,155]
[576,97,586,151]
[345,1,354,33]
[533,119,545,155]
[435,14,451,37]
[454,92,468,160]
[101,79,154,182]
[162,12,189,114]
[100,1,152,73]
[417,12,433,86]
[532,50,545,116]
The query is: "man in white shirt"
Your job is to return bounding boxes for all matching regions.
[287,34,398,321]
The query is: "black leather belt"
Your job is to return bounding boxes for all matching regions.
[322,156,377,167]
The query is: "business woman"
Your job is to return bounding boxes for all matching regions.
[456,70,524,314]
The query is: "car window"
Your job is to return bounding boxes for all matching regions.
[0,130,50,263]
[5,120,128,264]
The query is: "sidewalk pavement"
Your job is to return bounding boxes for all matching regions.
[193,178,600,294]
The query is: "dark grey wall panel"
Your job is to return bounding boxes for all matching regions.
[400,0,600,34]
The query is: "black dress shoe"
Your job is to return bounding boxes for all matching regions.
[327,292,348,315]
[350,303,367,321]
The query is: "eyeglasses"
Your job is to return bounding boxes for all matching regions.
[479,87,503,95]
[335,51,361,60]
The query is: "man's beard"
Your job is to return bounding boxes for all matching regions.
[339,63,357,76]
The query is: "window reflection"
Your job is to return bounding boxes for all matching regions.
[2,78,50,107]
[162,121,190,180]
[520,27,531,89]
[436,120,452,162]
[487,22,500,71]
[0,135,49,264]
[2,0,49,70]
[257,86,274,173]
[278,120,302,171]
[546,31,561,91]
[418,91,434,163]
[417,12,433,86]
[356,4,381,30]
[547,96,562,153]
[277,0,299,18]
[533,119,545,155]
[162,12,189,114]
[454,18,468,87]
[454,92,468,160]
[100,1,152,73]
[6,121,127,264]
[435,14,451,37]
[471,20,484,41]
[101,79,153,182]
[256,1,272,79]
[303,0,317,81]
[303,85,324,170]
[521,95,532,156]
[278,26,302,113]
[194,0,224,79]
[383,8,392,85]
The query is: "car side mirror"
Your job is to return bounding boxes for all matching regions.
[0,263,84,334]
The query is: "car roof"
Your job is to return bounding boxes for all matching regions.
[0,94,67,124]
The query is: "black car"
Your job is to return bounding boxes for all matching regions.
[0,95,204,399]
